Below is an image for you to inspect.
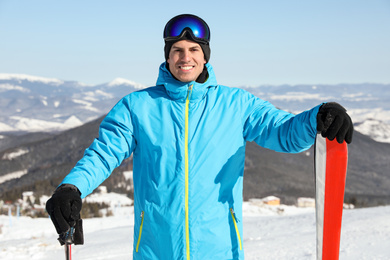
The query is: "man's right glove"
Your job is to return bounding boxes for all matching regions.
[46,184,84,245]
[317,102,354,144]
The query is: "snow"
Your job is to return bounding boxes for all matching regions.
[94,90,114,99]
[269,92,335,102]
[82,90,114,100]
[349,108,390,124]
[10,116,65,132]
[84,192,133,208]
[123,171,133,181]
[0,122,15,132]
[6,116,83,133]
[0,73,63,85]
[348,108,390,143]
[1,194,389,260]
[107,78,146,89]
[72,99,100,112]
[64,116,83,128]
[2,148,29,160]
[342,92,378,102]
[0,170,28,185]
[0,83,30,93]
[354,118,390,143]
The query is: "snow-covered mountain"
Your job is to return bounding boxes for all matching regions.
[242,84,390,143]
[0,73,146,133]
[1,73,389,143]
[241,84,390,112]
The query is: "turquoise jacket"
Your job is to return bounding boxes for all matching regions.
[62,62,320,259]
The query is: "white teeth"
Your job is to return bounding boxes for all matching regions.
[180,66,193,70]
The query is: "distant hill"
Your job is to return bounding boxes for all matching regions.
[0,116,134,202]
[1,115,389,207]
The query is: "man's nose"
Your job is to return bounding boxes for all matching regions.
[180,50,191,61]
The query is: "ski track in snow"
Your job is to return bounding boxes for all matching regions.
[1,204,389,259]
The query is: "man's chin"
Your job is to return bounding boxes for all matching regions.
[175,74,198,83]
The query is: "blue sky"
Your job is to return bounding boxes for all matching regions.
[1,0,389,87]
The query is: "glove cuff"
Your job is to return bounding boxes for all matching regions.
[56,184,81,196]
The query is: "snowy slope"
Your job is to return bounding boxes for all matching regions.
[1,199,389,260]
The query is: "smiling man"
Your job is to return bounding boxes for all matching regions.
[167,40,206,83]
[46,14,353,260]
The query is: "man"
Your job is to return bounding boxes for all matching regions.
[46,14,353,259]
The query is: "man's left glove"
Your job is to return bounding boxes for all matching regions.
[46,184,84,245]
[317,102,354,144]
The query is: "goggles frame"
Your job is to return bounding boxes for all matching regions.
[163,14,210,44]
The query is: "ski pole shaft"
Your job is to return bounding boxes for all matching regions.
[65,243,72,260]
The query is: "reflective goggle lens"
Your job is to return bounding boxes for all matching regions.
[163,14,210,42]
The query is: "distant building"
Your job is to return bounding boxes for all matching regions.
[297,197,315,208]
[22,191,34,204]
[249,196,281,206]
[96,186,107,194]
[261,196,281,206]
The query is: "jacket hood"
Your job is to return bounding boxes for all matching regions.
[156,62,218,102]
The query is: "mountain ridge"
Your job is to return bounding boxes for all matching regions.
[1,74,390,143]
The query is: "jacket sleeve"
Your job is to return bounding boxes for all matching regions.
[61,96,136,198]
[242,92,321,153]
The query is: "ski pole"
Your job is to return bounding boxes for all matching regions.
[65,242,72,260]
[59,227,75,260]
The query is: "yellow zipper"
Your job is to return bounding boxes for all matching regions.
[230,208,243,251]
[136,211,144,252]
[185,85,193,259]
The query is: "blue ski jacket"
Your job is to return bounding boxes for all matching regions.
[62,62,321,259]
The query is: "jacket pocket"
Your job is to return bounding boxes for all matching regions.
[136,211,145,252]
[230,208,242,250]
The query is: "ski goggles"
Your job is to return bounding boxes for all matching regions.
[163,14,210,43]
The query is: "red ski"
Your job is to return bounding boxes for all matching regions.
[315,136,348,260]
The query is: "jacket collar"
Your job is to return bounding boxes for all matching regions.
[156,62,218,102]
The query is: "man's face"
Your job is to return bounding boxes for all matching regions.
[167,40,206,83]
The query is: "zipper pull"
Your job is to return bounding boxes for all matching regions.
[230,208,240,222]
[186,84,193,100]
[140,211,144,218]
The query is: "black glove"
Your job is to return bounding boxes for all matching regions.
[46,184,84,245]
[317,102,354,144]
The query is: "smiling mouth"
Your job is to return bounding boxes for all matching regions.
[179,65,194,71]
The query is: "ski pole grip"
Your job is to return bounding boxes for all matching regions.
[58,219,84,245]
[58,227,75,245]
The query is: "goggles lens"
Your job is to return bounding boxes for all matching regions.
[163,14,210,42]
